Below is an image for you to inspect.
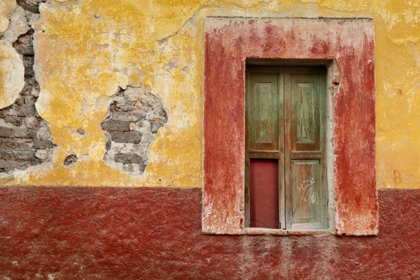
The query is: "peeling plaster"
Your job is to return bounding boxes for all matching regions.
[0,0,417,189]
[0,0,16,33]
[0,4,26,110]
[0,44,24,109]
[0,0,55,177]
[101,85,168,176]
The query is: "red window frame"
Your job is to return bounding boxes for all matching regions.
[203,18,378,235]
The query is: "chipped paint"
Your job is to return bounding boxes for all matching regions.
[0,0,16,33]
[0,44,24,109]
[0,1,25,110]
[0,0,418,189]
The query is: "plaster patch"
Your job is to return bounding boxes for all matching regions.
[0,0,16,33]
[0,45,25,109]
[0,5,30,47]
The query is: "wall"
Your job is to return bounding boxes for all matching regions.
[0,0,419,278]
[1,188,419,279]
[0,0,419,188]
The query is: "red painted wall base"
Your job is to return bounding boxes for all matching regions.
[0,188,419,279]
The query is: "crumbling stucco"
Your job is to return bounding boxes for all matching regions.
[0,1,26,110]
[0,0,418,188]
[63,154,77,167]
[0,44,24,109]
[0,0,54,176]
[0,0,16,33]
[101,86,168,176]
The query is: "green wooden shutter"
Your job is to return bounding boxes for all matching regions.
[285,68,327,230]
[245,66,327,231]
[245,70,283,229]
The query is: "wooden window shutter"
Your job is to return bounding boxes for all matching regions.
[285,68,327,230]
[246,66,327,230]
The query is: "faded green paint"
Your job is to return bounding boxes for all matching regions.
[290,73,323,152]
[246,67,327,230]
[249,73,279,151]
[291,160,322,224]
[286,68,327,230]
[294,81,316,143]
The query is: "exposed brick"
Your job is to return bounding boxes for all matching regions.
[0,128,31,138]
[101,120,130,131]
[111,111,144,122]
[0,138,33,150]
[0,0,55,177]
[101,86,168,176]
[32,138,54,149]
[3,116,24,126]
[119,105,138,112]
[114,153,142,164]
[0,160,30,170]
[0,150,36,161]
[109,131,142,144]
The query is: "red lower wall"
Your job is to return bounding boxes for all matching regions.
[0,187,419,279]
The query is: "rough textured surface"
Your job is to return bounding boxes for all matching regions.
[0,0,417,188]
[17,0,204,187]
[16,0,47,14]
[63,154,77,167]
[0,43,25,109]
[0,188,418,279]
[0,1,26,110]
[0,1,54,176]
[204,18,377,235]
[101,86,168,176]
[0,0,16,33]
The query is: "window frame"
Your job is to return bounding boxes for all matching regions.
[203,18,378,236]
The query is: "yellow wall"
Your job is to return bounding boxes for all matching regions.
[0,0,419,188]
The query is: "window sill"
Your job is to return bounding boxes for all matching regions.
[244,228,332,236]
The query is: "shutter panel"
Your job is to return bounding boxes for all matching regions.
[245,71,282,229]
[248,73,279,152]
[285,69,327,230]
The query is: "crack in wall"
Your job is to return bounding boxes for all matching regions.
[101,85,168,176]
[156,0,215,44]
[0,0,55,176]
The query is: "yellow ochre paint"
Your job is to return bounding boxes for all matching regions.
[0,0,418,189]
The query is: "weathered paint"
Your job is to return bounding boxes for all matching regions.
[0,44,24,109]
[203,18,377,235]
[0,1,419,278]
[0,0,25,110]
[0,187,419,279]
[245,68,327,230]
[0,0,417,189]
[0,0,16,33]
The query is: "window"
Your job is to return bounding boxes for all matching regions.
[202,18,378,235]
[245,66,327,230]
